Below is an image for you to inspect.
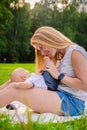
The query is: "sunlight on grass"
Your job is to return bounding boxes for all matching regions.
[0,63,87,129]
[0,111,87,130]
[0,63,35,85]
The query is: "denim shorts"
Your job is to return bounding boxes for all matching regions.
[56,90,85,116]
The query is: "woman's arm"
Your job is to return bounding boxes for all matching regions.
[45,50,87,91]
[61,50,87,91]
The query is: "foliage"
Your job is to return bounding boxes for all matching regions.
[6,2,32,62]
[0,0,14,34]
[75,11,87,49]
[0,0,87,62]
[0,0,14,61]
[0,1,32,63]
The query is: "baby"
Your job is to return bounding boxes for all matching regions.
[6,67,59,110]
[6,57,59,110]
[10,56,59,90]
[10,67,59,90]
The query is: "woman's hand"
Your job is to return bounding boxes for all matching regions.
[44,56,59,79]
[45,63,59,79]
[44,56,54,65]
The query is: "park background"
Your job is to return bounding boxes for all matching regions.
[0,1,87,129]
[0,0,87,63]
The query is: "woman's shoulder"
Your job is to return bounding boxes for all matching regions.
[68,44,82,51]
[68,43,86,51]
[67,43,87,59]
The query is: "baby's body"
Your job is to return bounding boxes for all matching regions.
[11,56,59,90]
[6,57,59,110]
[11,67,58,90]
[25,73,47,89]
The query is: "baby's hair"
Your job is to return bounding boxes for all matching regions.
[11,67,26,82]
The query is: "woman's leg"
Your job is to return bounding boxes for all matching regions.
[0,85,63,116]
[0,80,11,90]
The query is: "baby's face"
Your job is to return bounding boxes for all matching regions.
[20,69,30,81]
[11,68,30,82]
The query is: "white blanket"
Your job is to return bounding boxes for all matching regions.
[0,101,85,123]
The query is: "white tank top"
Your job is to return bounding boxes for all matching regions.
[58,44,87,102]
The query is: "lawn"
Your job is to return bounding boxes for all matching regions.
[0,63,87,130]
[0,63,35,85]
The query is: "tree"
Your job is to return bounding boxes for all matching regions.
[58,2,79,41]
[31,2,52,33]
[76,11,87,49]
[0,0,15,62]
[6,2,32,62]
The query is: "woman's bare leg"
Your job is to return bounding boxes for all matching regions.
[0,85,63,116]
[0,80,11,90]
[0,80,17,110]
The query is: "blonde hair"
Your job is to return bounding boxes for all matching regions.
[31,26,73,73]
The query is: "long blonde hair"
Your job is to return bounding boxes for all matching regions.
[31,26,73,73]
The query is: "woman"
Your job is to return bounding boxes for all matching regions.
[0,26,87,116]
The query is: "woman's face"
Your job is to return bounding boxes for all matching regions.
[34,44,57,58]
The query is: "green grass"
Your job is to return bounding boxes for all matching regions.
[0,63,35,85]
[0,63,87,130]
[0,112,87,130]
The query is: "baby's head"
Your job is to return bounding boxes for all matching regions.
[11,67,30,82]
